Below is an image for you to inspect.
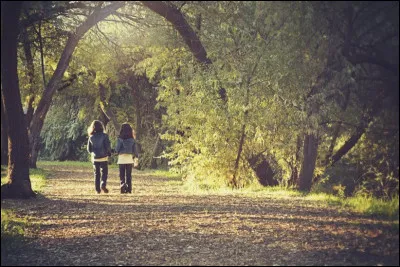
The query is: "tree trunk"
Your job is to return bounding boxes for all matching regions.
[299,133,318,192]
[99,106,111,128]
[231,123,246,188]
[28,2,125,168]
[29,140,40,169]
[324,87,351,165]
[129,75,142,140]
[297,51,337,191]
[141,1,211,64]
[99,83,121,132]
[38,20,47,88]
[232,57,261,187]
[1,98,8,165]
[288,165,299,187]
[150,135,161,169]
[248,153,278,186]
[328,96,382,167]
[131,76,144,162]
[1,1,36,199]
[288,135,302,187]
[21,28,36,127]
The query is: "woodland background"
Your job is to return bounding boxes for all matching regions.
[1,1,399,199]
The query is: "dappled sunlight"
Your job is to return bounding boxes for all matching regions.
[2,164,398,266]
[2,0,398,265]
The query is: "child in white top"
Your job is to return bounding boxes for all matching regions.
[115,123,138,193]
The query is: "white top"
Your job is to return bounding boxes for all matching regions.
[92,156,108,163]
[118,154,134,164]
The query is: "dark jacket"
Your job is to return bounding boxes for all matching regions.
[115,138,138,157]
[87,132,111,159]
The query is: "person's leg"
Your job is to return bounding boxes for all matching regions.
[100,161,109,193]
[119,164,126,193]
[126,164,133,193]
[93,162,101,193]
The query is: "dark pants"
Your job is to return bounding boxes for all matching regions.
[119,164,132,193]
[93,161,108,193]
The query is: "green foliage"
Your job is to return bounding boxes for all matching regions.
[1,209,29,264]
[1,166,47,193]
[305,192,399,220]
[40,94,89,162]
[1,210,26,238]
[344,195,399,219]
[143,2,319,188]
[1,165,47,264]
[16,1,398,198]
[349,129,399,199]
[29,168,48,193]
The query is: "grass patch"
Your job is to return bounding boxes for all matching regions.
[303,192,399,220]
[1,164,48,265]
[1,165,47,193]
[239,183,304,197]
[150,169,182,179]
[38,160,93,168]
[181,173,399,220]
[38,160,119,169]
[1,209,30,264]
[305,192,342,205]
[29,168,47,193]
[343,195,399,219]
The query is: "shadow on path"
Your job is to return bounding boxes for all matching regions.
[1,164,399,266]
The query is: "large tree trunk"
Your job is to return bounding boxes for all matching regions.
[1,1,36,199]
[28,2,125,168]
[297,49,337,191]
[299,134,319,192]
[1,97,8,165]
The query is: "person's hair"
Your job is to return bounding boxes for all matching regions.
[119,123,133,139]
[88,120,104,136]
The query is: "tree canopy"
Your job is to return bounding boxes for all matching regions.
[1,1,398,199]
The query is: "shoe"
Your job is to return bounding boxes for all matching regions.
[120,184,128,194]
[96,190,101,194]
[101,185,109,193]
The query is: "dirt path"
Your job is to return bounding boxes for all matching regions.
[1,163,399,266]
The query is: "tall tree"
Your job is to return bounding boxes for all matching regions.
[1,1,36,199]
[28,1,125,168]
[1,94,8,166]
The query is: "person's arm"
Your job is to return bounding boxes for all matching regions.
[104,134,112,156]
[133,139,139,158]
[115,138,122,153]
[87,137,92,153]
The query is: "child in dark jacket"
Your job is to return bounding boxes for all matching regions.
[115,123,138,194]
[87,120,111,194]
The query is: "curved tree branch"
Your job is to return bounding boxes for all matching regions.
[28,1,125,167]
